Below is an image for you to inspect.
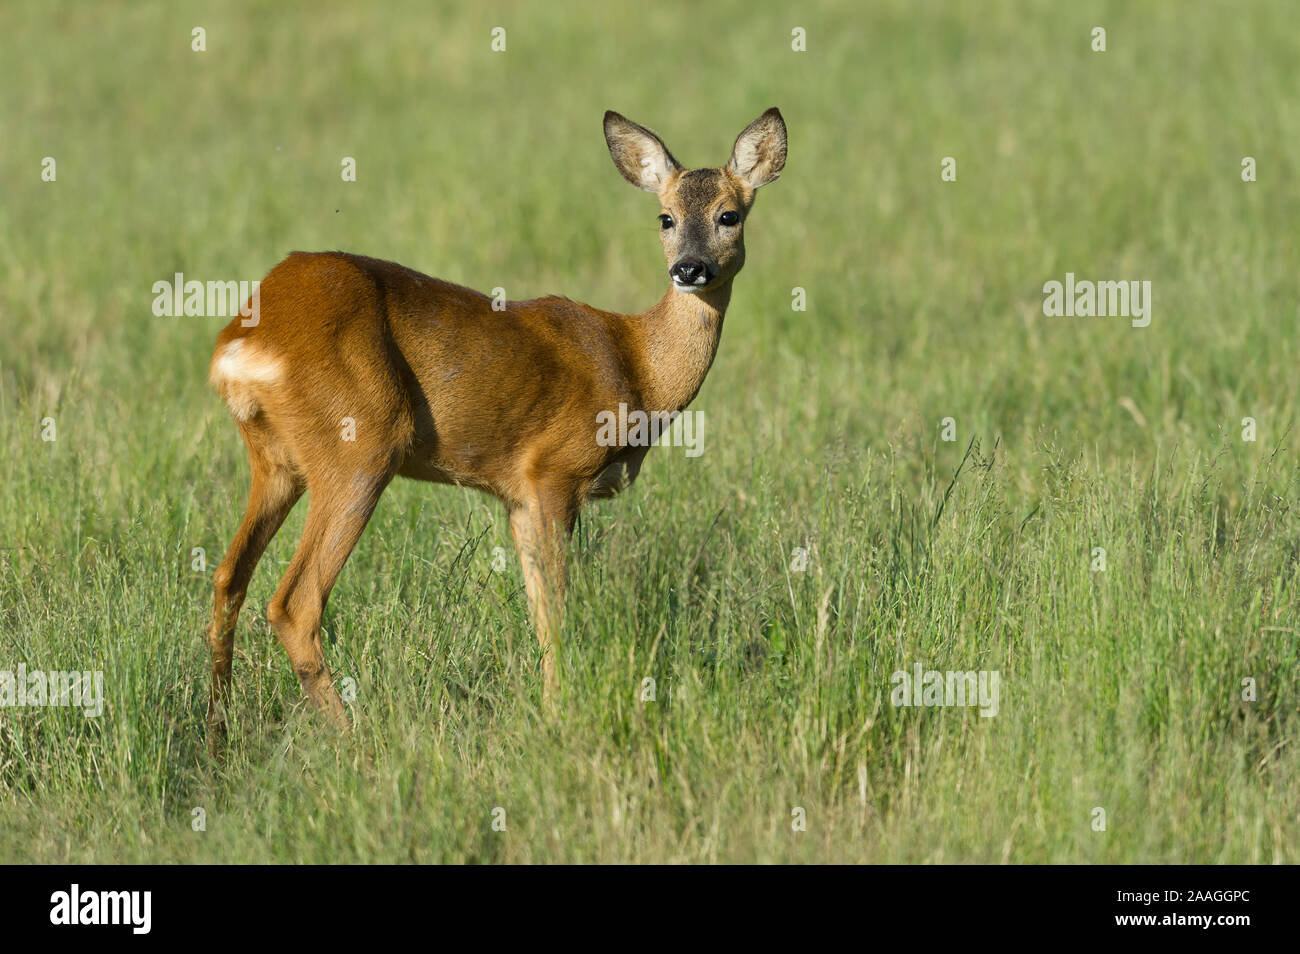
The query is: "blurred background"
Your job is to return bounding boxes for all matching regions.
[0,1,1295,863]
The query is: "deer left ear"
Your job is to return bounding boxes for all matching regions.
[604,111,682,192]
[728,108,787,190]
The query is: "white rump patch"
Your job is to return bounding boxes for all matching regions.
[213,338,283,384]
[211,338,283,421]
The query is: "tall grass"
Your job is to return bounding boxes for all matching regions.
[0,0,1295,862]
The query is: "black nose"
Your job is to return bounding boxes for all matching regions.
[671,260,711,285]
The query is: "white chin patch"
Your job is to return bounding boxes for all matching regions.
[673,279,705,293]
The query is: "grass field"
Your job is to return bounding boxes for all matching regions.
[0,0,1296,863]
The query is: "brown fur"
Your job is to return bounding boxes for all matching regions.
[204,109,787,749]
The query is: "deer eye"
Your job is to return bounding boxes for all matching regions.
[658,214,674,230]
[718,210,740,227]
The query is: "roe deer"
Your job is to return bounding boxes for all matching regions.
[205,108,787,747]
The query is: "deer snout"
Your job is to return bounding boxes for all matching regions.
[670,258,714,289]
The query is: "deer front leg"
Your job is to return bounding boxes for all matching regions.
[509,492,577,705]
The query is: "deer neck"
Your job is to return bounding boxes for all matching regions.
[628,280,732,413]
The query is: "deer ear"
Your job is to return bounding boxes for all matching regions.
[728,108,787,189]
[604,111,681,192]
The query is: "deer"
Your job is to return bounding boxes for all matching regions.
[204,108,787,749]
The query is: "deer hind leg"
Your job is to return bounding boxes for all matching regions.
[266,468,393,729]
[206,430,303,753]
[509,488,579,706]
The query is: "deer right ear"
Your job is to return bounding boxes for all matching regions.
[728,108,787,190]
[604,111,681,192]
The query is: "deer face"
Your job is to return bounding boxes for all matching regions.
[604,108,787,294]
[656,168,750,292]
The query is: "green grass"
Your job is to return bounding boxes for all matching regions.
[0,0,1296,863]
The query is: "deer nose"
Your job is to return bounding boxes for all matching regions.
[671,259,711,285]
